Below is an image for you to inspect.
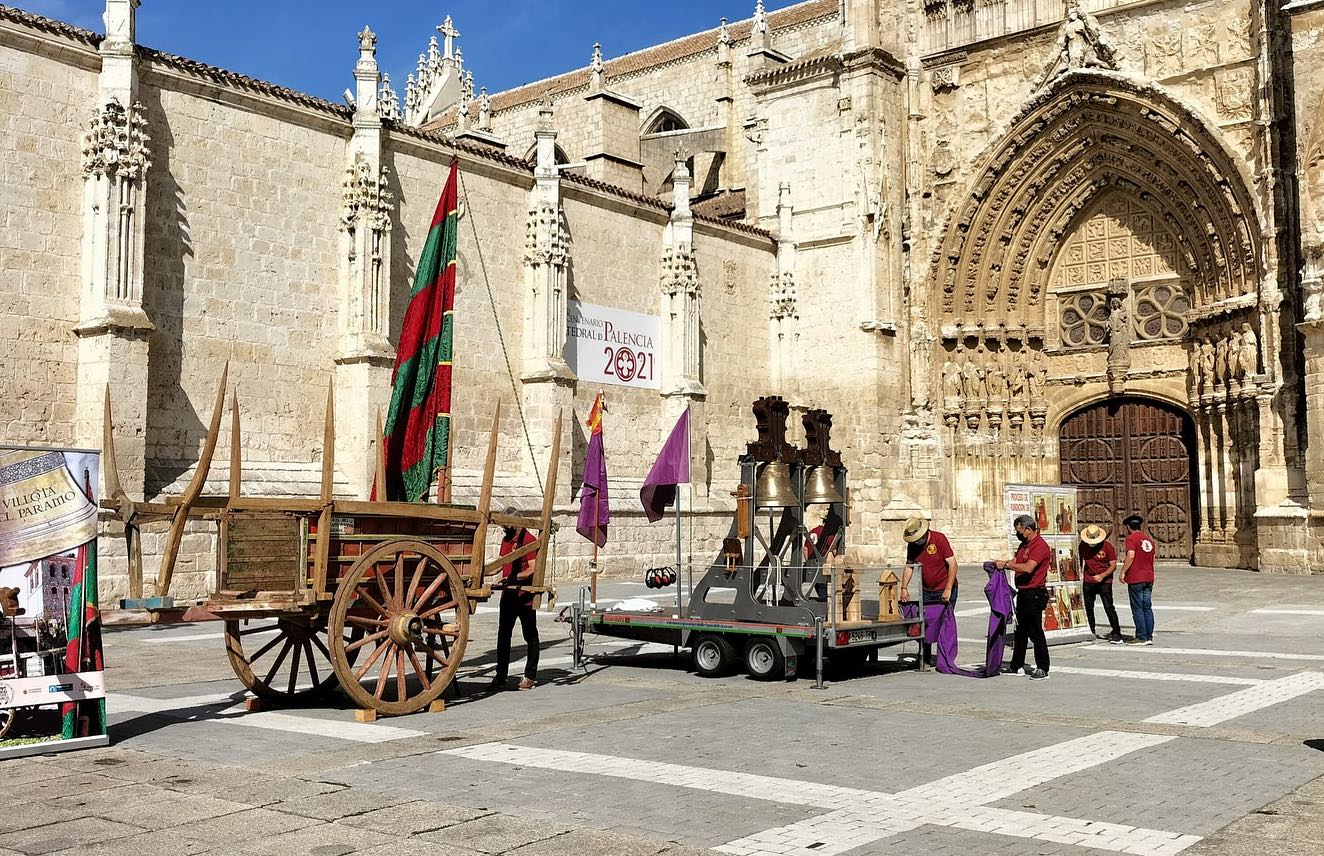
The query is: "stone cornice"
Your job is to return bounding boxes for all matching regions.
[746,52,844,89]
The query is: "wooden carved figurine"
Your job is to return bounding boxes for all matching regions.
[878,570,900,621]
[732,484,751,538]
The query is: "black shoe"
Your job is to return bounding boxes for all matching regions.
[1027,668,1050,681]
[486,678,508,691]
[1000,663,1023,675]
[1108,633,1124,644]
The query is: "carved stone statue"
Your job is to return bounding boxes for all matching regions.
[1028,363,1047,401]
[1008,358,1027,399]
[1239,323,1259,379]
[961,359,985,403]
[1199,338,1216,392]
[1106,294,1132,393]
[1214,335,1229,385]
[942,359,962,408]
[985,364,1009,405]
[1226,333,1244,382]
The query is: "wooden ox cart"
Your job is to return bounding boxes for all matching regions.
[103,365,561,716]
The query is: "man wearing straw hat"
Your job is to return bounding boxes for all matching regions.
[1079,524,1123,644]
[901,517,958,668]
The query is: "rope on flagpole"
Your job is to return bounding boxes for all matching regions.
[455,163,543,494]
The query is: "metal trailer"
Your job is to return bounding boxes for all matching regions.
[567,590,926,684]
[566,397,927,684]
[102,366,562,717]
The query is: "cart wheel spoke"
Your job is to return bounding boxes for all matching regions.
[346,614,386,629]
[346,629,388,653]
[354,639,391,681]
[310,634,333,661]
[240,625,277,637]
[302,639,320,689]
[406,556,428,609]
[356,585,389,618]
[374,644,395,699]
[392,553,407,609]
[412,571,450,614]
[408,647,432,691]
[263,639,295,686]
[420,625,460,638]
[396,648,407,701]
[375,565,394,614]
[418,600,458,620]
[287,643,302,696]
[248,631,286,662]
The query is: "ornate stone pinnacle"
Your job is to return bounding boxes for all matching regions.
[358,26,376,52]
[753,0,768,35]
[718,17,731,46]
[592,43,605,72]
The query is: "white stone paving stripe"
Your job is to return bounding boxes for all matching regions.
[1084,645,1324,661]
[112,693,427,743]
[1150,605,1216,612]
[1049,666,1264,686]
[1143,671,1324,727]
[1249,608,1324,616]
[445,736,1196,856]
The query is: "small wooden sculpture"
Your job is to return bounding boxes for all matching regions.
[839,560,861,622]
[878,569,900,621]
[732,484,751,538]
[721,537,742,576]
[0,586,22,617]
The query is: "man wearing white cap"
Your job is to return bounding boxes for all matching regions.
[1079,524,1122,643]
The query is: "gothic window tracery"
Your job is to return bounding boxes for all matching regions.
[1050,194,1191,348]
[1133,283,1190,341]
[1059,292,1109,347]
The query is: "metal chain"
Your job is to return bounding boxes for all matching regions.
[455,163,543,493]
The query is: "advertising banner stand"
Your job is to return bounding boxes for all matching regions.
[1004,483,1092,646]
[1,445,109,758]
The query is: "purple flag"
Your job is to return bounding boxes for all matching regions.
[576,395,610,547]
[640,407,690,523]
[905,562,1014,678]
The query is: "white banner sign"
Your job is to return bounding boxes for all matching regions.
[565,301,662,390]
[0,670,106,709]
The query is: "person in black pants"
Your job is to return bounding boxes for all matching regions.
[996,514,1052,681]
[1079,524,1122,643]
[489,512,540,691]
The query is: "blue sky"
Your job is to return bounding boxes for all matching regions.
[22,1,806,102]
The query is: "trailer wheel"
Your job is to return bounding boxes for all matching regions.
[692,634,736,678]
[744,638,785,681]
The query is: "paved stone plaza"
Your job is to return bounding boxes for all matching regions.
[1,565,1322,856]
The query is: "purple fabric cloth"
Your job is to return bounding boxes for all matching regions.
[640,408,690,523]
[911,562,1014,678]
[575,429,609,547]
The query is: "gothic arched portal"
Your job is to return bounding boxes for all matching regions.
[1058,397,1197,561]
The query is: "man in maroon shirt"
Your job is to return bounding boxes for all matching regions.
[1080,524,1122,643]
[901,517,958,667]
[1119,514,1157,645]
[489,508,540,690]
[996,514,1051,680]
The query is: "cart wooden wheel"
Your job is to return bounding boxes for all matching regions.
[0,707,14,739]
[224,616,361,702]
[328,539,470,716]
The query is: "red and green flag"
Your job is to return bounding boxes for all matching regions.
[62,473,105,739]
[378,158,461,502]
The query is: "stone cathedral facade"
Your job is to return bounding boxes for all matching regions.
[2,0,1324,602]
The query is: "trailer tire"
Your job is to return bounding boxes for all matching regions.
[692,634,736,678]
[744,637,786,681]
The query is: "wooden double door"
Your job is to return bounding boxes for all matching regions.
[1058,398,1196,560]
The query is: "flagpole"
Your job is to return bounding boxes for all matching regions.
[675,403,688,619]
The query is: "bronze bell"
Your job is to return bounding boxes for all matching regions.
[802,466,844,505]
[754,461,799,508]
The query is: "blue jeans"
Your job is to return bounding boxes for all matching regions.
[1128,582,1154,641]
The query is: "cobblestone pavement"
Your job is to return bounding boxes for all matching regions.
[4,565,1324,856]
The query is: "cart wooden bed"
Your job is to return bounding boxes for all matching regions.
[103,365,561,716]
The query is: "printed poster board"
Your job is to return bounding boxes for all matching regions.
[1005,483,1091,644]
[0,446,108,758]
[565,300,663,390]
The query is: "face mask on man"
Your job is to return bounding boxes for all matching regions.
[503,527,516,540]
[1015,530,1028,544]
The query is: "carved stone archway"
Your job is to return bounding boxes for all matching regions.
[927,72,1267,568]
